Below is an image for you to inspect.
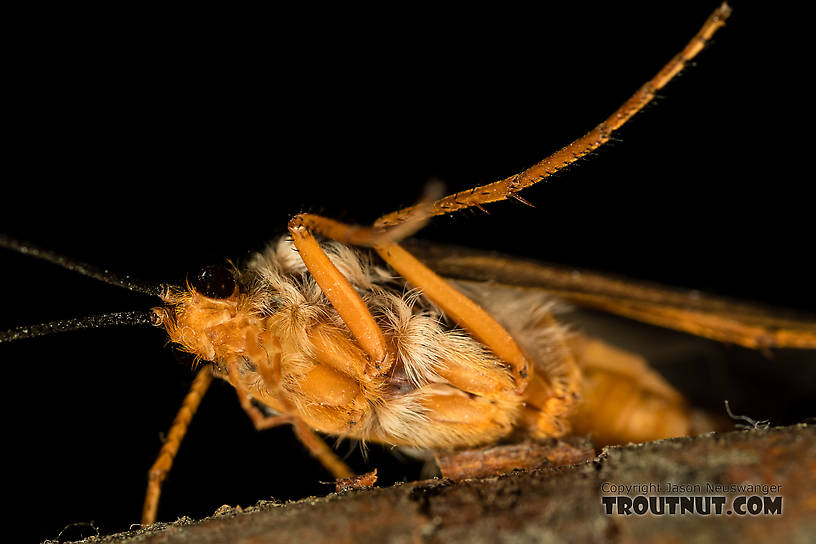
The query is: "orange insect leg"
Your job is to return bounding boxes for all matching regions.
[309,324,370,380]
[516,309,583,438]
[228,355,355,478]
[289,212,428,248]
[375,242,532,392]
[291,419,354,479]
[421,390,515,436]
[288,218,390,373]
[142,367,213,525]
[374,3,733,227]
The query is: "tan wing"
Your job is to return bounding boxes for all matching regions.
[404,241,816,351]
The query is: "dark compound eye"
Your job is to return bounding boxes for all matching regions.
[193,265,236,299]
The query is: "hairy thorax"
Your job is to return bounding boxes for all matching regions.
[153,237,573,449]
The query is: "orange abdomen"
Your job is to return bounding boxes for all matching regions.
[568,336,691,446]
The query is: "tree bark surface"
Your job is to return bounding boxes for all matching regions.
[60,424,815,544]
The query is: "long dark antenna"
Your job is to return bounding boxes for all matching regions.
[0,310,156,343]
[0,234,167,296]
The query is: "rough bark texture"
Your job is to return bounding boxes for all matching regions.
[435,437,596,481]
[58,424,815,544]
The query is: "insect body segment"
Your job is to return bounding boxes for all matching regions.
[140,4,739,523]
[567,335,691,446]
[0,4,748,530]
[149,203,602,525]
[157,235,570,451]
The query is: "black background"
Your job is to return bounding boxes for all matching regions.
[2,2,813,541]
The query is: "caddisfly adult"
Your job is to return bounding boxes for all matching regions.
[3,4,812,540]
